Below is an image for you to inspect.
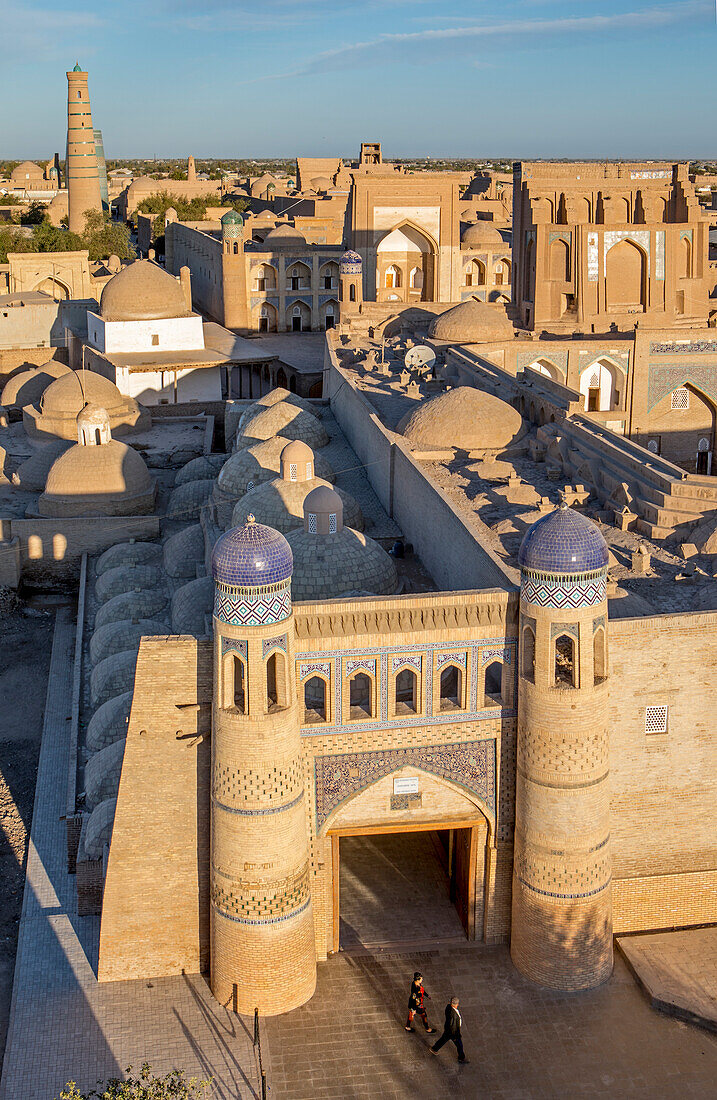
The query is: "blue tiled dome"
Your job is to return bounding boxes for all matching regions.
[340,249,362,273]
[518,503,608,574]
[212,514,292,587]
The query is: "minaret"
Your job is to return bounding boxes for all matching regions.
[210,515,316,1015]
[511,501,613,991]
[66,63,103,233]
[187,155,196,183]
[339,249,363,319]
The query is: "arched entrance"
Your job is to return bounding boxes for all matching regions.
[648,383,716,473]
[34,276,70,300]
[376,222,437,303]
[606,238,646,313]
[579,358,622,412]
[321,766,493,951]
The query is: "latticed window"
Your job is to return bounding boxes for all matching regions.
[670,387,689,410]
[289,463,298,481]
[328,513,337,534]
[308,513,317,533]
[644,705,668,734]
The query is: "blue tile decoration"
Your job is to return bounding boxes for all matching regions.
[314,739,496,832]
[518,505,609,574]
[262,634,287,658]
[521,574,606,610]
[297,638,518,734]
[650,340,717,354]
[221,637,247,658]
[214,585,291,627]
[212,516,293,588]
[213,896,311,927]
[647,364,717,411]
[340,249,362,274]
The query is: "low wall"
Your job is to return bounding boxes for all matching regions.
[3,515,160,582]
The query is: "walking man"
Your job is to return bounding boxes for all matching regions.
[405,972,436,1033]
[430,996,469,1063]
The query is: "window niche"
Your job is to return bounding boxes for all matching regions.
[349,673,372,720]
[394,668,418,716]
[439,664,463,711]
[554,634,577,688]
[304,675,327,724]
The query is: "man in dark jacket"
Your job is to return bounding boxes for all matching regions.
[405,972,435,1033]
[430,996,469,1063]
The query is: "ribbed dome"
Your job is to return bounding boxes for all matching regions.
[40,371,127,416]
[212,515,293,588]
[38,440,154,517]
[398,386,523,453]
[262,225,307,248]
[518,503,609,574]
[286,526,397,602]
[238,402,329,450]
[461,222,505,247]
[100,260,189,322]
[429,298,514,344]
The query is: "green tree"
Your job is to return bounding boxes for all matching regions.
[57,1063,211,1099]
[21,200,46,225]
[80,209,135,261]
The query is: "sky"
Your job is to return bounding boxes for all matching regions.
[2,0,716,159]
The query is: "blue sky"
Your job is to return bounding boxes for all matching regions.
[2,0,715,159]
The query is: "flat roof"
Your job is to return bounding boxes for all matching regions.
[203,321,275,364]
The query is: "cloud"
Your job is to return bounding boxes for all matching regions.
[0,0,103,63]
[249,0,707,82]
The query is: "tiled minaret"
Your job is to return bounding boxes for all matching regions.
[66,63,103,233]
[210,515,316,1015]
[511,502,613,990]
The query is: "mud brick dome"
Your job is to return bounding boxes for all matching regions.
[99,259,190,321]
[398,386,524,454]
[461,222,505,247]
[429,297,514,343]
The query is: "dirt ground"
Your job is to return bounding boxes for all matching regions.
[0,596,55,1073]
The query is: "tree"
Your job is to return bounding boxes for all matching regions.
[21,200,47,225]
[80,209,135,261]
[57,1063,211,1099]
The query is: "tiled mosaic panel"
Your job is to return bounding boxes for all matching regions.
[214,585,291,626]
[647,364,717,411]
[521,576,606,610]
[212,864,311,926]
[314,739,496,830]
[262,633,287,657]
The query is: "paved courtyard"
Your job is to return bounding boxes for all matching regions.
[262,945,717,1100]
[339,832,466,949]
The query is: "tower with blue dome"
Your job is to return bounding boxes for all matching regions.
[511,501,613,991]
[210,515,316,1015]
[339,248,363,318]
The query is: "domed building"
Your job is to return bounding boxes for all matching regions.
[98,259,190,322]
[1,360,70,410]
[286,487,397,601]
[517,501,609,574]
[262,225,307,249]
[230,388,316,444]
[397,386,525,456]
[23,369,148,441]
[37,405,155,517]
[429,297,514,344]
[84,259,225,406]
[461,222,505,248]
[213,435,335,527]
[237,401,329,451]
[230,440,363,533]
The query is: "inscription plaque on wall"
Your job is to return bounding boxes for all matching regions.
[393,776,419,795]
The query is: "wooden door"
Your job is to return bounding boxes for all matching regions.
[451,827,476,939]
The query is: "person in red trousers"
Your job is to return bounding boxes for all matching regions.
[405,972,436,1034]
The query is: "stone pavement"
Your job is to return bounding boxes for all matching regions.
[0,609,259,1100]
[339,833,466,949]
[262,945,717,1100]
[618,928,717,1033]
